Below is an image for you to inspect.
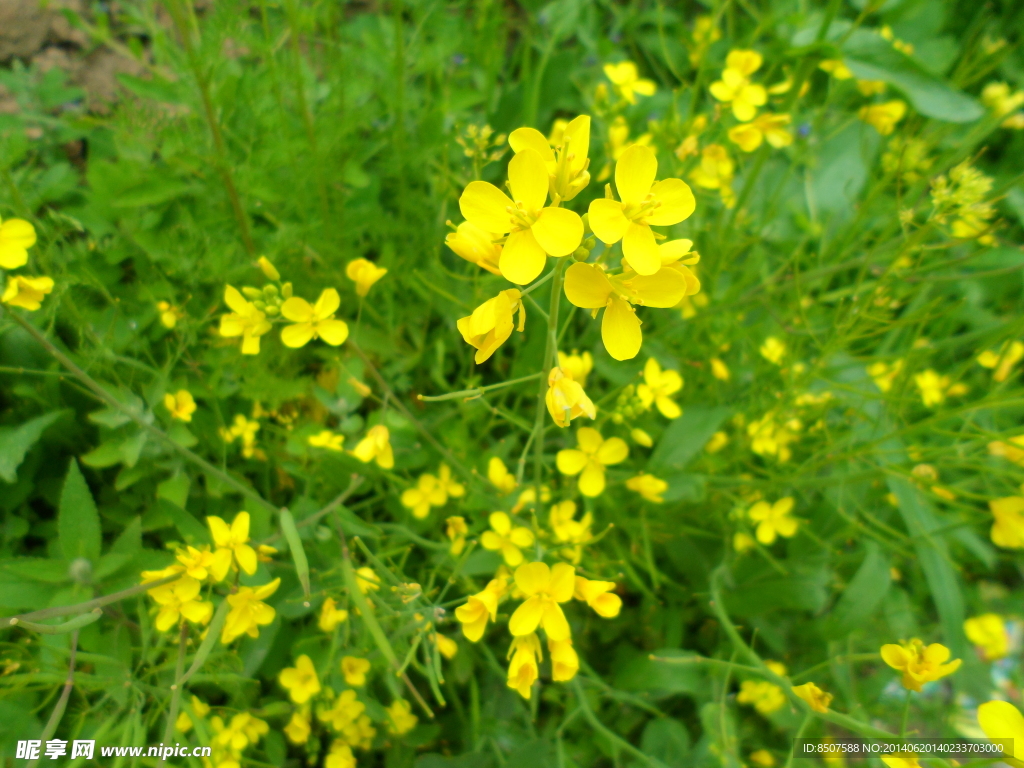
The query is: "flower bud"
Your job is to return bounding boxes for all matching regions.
[68,557,92,584]
[242,286,263,300]
[256,256,280,281]
[263,284,279,298]
[264,305,280,316]
[253,300,267,311]
[572,247,590,261]
[584,237,597,250]
[581,213,591,234]
[282,282,293,298]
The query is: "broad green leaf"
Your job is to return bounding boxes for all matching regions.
[843,30,983,122]
[119,431,148,468]
[821,542,891,638]
[59,459,102,563]
[0,411,64,483]
[111,517,142,554]
[0,572,56,609]
[80,440,124,469]
[157,473,191,508]
[649,406,730,471]
[726,564,831,614]
[0,557,70,583]
[157,499,211,546]
[642,718,691,767]
[87,407,132,429]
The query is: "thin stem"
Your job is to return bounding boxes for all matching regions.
[28,630,79,768]
[570,678,669,768]
[2,574,179,628]
[160,624,189,763]
[899,689,913,737]
[259,475,364,545]
[531,256,569,497]
[418,372,543,402]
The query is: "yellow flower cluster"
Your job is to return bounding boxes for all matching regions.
[880,638,961,691]
[401,463,465,518]
[0,216,53,311]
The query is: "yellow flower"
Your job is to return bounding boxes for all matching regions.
[733,531,756,552]
[914,369,950,407]
[857,80,887,96]
[793,682,833,712]
[728,113,793,152]
[747,411,801,462]
[436,464,465,502]
[175,545,230,582]
[481,511,534,566]
[749,497,798,545]
[819,59,853,79]
[868,359,904,392]
[164,390,197,422]
[156,300,183,329]
[175,695,209,733]
[556,427,628,497]
[880,639,961,691]
[386,699,418,735]
[759,336,786,364]
[446,516,468,555]
[750,749,776,768]
[710,50,767,121]
[280,288,349,348]
[256,255,280,280]
[982,82,1024,129]
[488,456,517,494]
[220,414,261,458]
[707,357,731,381]
[574,576,622,618]
[434,633,458,659]
[325,742,355,768]
[989,496,1024,549]
[737,679,786,715]
[859,100,907,135]
[309,430,345,451]
[549,637,579,682]
[689,144,736,205]
[0,216,36,269]
[637,357,683,418]
[989,436,1024,466]
[509,114,591,202]
[964,614,1009,661]
[445,221,502,275]
[588,145,696,276]
[557,350,593,386]
[147,576,214,631]
[978,341,1024,382]
[455,576,507,641]
[207,511,258,575]
[219,285,272,355]
[319,597,349,632]
[318,689,365,731]
[458,149,583,284]
[351,424,394,469]
[509,561,575,641]
[401,473,445,519]
[341,656,371,687]
[221,578,280,643]
[707,431,729,453]
[345,258,387,297]
[978,700,1024,768]
[548,500,592,563]
[562,261,692,361]
[458,288,526,364]
[546,366,596,428]
[2,275,53,311]
[507,633,542,699]
[355,566,380,594]
[603,61,656,104]
[631,427,653,447]
[279,655,321,704]
[284,708,311,744]
[625,472,668,503]
[689,15,721,66]
[211,712,268,752]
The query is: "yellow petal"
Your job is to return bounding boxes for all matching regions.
[460,181,514,234]
[317,319,349,346]
[645,178,696,226]
[282,323,316,348]
[515,562,551,596]
[549,563,576,602]
[597,437,629,465]
[224,285,250,315]
[615,144,658,205]
[622,223,661,275]
[509,127,555,164]
[541,603,571,641]
[500,229,547,285]
[627,267,688,307]
[880,644,909,669]
[587,199,630,244]
[489,511,512,535]
[207,516,230,547]
[978,700,1024,760]
[563,262,613,308]
[531,207,583,257]
[563,115,591,173]
[578,462,606,497]
[313,288,341,318]
[508,148,549,211]
[0,218,37,249]
[556,448,588,475]
[281,296,315,323]
[509,595,544,636]
[576,427,603,454]
[602,296,642,361]
[235,544,258,575]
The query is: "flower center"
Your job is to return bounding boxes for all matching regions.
[622,194,661,223]
[507,202,538,230]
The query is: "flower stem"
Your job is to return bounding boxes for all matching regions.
[160,624,189,764]
[531,257,569,502]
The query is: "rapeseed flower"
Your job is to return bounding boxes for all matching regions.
[978,341,1024,382]
[727,113,793,152]
[256,255,280,280]
[401,472,445,519]
[459,149,583,284]
[175,695,209,733]
[279,655,321,704]
[710,357,730,380]
[707,431,729,453]
[351,424,394,468]
[0,216,36,269]
[436,464,465,501]
[221,578,280,643]
[637,357,683,418]
[488,456,517,493]
[446,516,468,555]
[737,679,786,715]
[355,566,380,595]
[176,545,229,582]
[164,390,197,422]
[556,427,629,497]
[445,221,502,274]
[157,300,183,328]
[631,427,653,447]
[626,472,668,502]
[977,700,1024,766]
[710,50,767,121]
[481,511,534,566]
[989,496,1024,549]
[913,369,953,407]
[574,576,622,617]
[318,689,365,731]
[859,101,907,135]
[748,497,798,544]
[603,61,656,104]
[341,656,371,687]
[868,359,904,392]
[319,597,349,632]
[509,561,575,641]
[587,145,696,276]
[458,288,525,363]
[506,633,542,699]
[433,633,458,659]
[281,288,349,348]
[990,436,1024,465]
[509,114,591,202]
[760,336,785,364]
[819,59,853,79]
[748,411,801,462]
[689,15,721,66]
[284,709,311,744]
[880,639,961,691]
[309,430,345,451]
[793,682,833,713]
[326,742,355,768]
[345,258,387,297]
[690,144,736,207]
[549,500,592,562]
[2,275,54,310]
[386,699,418,735]
[558,349,593,386]
[455,576,507,641]
[981,82,1024,128]
[147,576,213,631]
[598,116,653,181]
[208,511,258,576]
[964,614,1009,661]
[219,285,272,355]
[545,366,596,427]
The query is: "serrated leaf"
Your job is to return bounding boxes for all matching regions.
[59,459,102,563]
[649,406,730,471]
[0,411,64,483]
[119,431,148,468]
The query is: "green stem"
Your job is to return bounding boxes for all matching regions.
[419,372,544,402]
[531,257,569,495]
[1,575,179,629]
[899,689,913,737]
[28,630,79,768]
[159,624,189,764]
[571,678,669,768]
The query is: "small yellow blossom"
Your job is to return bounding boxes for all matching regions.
[728,113,793,152]
[147,576,213,631]
[488,456,517,494]
[176,545,229,582]
[733,531,756,552]
[880,639,961,691]
[0,216,36,269]
[2,275,54,311]
[603,61,656,104]
[549,501,592,563]
[858,80,887,96]
[737,679,786,715]
[690,144,736,206]
[175,695,209,733]
[220,414,260,459]
[157,300,183,329]
[748,497,798,544]
[549,637,579,682]
[556,427,629,497]
[355,566,380,594]
[308,430,345,451]
[455,576,507,641]
[401,472,445,519]
[341,656,371,687]
[458,288,526,363]
[982,82,1024,129]
[345,258,387,297]
[281,289,349,348]
[637,357,684,418]
[706,431,729,453]
[859,100,907,135]
[574,576,622,618]
[759,336,786,364]
[219,285,272,355]
[256,255,280,280]
[989,436,1024,466]
[557,350,593,387]
[819,59,853,79]
[319,598,349,632]
[710,50,767,121]
[509,561,575,641]
[747,410,801,462]
[284,708,311,744]
[631,428,653,447]
[210,712,268,752]
[750,750,777,768]
[964,614,1009,661]
[793,682,833,712]
[508,114,591,202]
[977,700,1024,766]
[978,341,1024,382]
[325,742,355,768]
[434,633,458,659]
[221,578,280,643]
[507,633,542,699]
[279,655,321,704]
[989,496,1024,549]
[481,511,534,567]
[208,511,258,575]
[546,366,596,427]
[351,424,394,469]
[913,369,951,407]
[445,221,502,275]
[868,359,904,392]
[689,15,721,66]
[446,516,468,555]
[386,699,418,735]
[164,390,197,422]
[625,473,668,503]
[710,358,730,381]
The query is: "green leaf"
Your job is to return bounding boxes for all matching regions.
[649,406,730,471]
[642,718,691,768]
[280,509,310,599]
[0,572,57,609]
[111,517,142,554]
[157,498,211,546]
[59,459,102,563]
[0,411,64,483]
[80,440,124,469]
[0,558,70,583]
[821,543,891,639]
[119,431,148,468]
[157,473,191,508]
[843,30,983,123]
[615,648,705,696]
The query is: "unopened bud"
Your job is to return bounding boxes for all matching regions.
[256,256,280,281]
[242,286,263,300]
[263,284,279,298]
[572,247,589,261]
[253,300,267,311]
[584,237,597,250]
[282,282,293,298]
[581,213,591,234]
[264,305,280,316]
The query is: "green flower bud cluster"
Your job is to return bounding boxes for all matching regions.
[573,214,598,261]
[242,283,293,317]
[610,384,647,423]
